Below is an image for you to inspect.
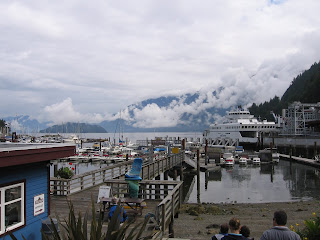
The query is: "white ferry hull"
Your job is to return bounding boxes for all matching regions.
[203,107,278,145]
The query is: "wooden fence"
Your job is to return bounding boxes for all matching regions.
[103,179,183,237]
[50,152,184,195]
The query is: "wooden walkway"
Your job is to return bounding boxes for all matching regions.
[279,154,320,168]
[50,185,161,238]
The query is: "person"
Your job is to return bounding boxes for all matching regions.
[212,223,229,240]
[240,225,254,240]
[108,197,128,223]
[260,210,301,240]
[222,218,248,240]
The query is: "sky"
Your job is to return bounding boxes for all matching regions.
[1,0,320,127]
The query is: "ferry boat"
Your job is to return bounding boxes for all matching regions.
[203,107,278,145]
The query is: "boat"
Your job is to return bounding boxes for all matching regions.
[221,153,234,167]
[239,157,248,165]
[272,152,280,163]
[203,106,279,146]
[252,156,261,164]
[258,148,280,163]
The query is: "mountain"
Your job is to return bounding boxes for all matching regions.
[2,115,49,133]
[39,122,107,133]
[99,90,229,132]
[5,61,319,133]
[281,61,320,104]
[249,61,320,120]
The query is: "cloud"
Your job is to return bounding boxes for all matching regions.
[0,0,320,127]
[38,98,107,125]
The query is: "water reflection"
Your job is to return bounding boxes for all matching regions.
[186,159,320,204]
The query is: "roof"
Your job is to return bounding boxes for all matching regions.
[0,143,76,168]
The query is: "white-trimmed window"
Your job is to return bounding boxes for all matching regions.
[0,181,25,235]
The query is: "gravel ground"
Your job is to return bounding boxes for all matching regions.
[173,200,320,240]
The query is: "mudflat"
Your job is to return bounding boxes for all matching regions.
[174,200,319,240]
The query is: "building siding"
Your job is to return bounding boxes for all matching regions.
[0,162,48,240]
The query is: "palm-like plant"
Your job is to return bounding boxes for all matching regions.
[8,198,152,240]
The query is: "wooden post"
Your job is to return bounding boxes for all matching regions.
[314,142,317,157]
[197,149,200,204]
[92,173,95,186]
[169,217,174,238]
[102,170,106,182]
[173,169,177,180]
[180,165,184,181]
[155,175,160,199]
[164,171,169,195]
[270,142,273,162]
[161,205,166,233]
[289,145,292,160]
[205,140,208,165]
[80,176,84,190]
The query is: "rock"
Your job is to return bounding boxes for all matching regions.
[206,223,220,229]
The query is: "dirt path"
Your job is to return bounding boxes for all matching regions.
[173,200,320,240]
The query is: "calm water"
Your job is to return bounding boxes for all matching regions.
[48,132,320,203]
[186,159,320,203]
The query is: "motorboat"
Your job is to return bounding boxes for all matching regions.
[258,148,280,163]
[252,156,261,164]
[272,152,280,163]
[239,157,248,165]
[222,153,234,167]
[203,107,279,145]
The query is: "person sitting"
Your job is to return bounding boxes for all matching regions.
[212,223,229,240]
[108,197,128,223]
[222,218,248,240]
[240,225,254,240]
[260,210,301,240]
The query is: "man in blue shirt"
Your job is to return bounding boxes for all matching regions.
[260,210,301,240]
[108,197,128,223]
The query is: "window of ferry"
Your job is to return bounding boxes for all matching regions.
[0,181,25,235]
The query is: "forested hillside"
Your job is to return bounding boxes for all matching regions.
[39,122,107,133]
[249,61,320,120]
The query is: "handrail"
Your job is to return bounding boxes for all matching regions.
[50,152,184,195]
[156,182,183,233]
[103,179,183,237]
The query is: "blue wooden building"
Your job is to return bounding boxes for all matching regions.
[0,143,75,240]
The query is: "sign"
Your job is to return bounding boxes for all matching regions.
[34,194,45,216]
[97,186,111,203]
[172,147,179,154]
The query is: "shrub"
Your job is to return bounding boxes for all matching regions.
[56,167,74,179]
[295,212,320,240]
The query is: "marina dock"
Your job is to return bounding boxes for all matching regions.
[50,152,185,239]
[279,153,320,168]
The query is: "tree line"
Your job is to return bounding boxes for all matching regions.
[249,61,320,120]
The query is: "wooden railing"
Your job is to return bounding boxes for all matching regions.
[103,179,183,237]
[50,152,184,196]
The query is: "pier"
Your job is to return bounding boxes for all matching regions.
[50,152,185,238]
[279,153,320,168]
